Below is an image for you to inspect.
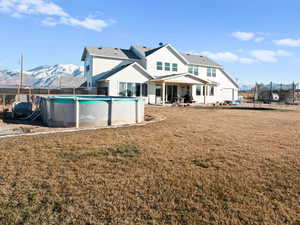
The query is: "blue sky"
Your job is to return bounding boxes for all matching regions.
[0,0,300,84]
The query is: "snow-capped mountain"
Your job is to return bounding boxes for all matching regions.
[239,84,255,91]
[0,64,84,87]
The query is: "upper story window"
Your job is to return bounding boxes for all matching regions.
[194,66,199,75]
[188,65,199,75]
[172,63,178,72]
[157,61,178,72]
[85,65,90,72]
[165,62,170,71]
[157,61,163,70]
[207,68,217,77]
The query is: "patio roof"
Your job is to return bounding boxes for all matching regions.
[150,73,213,85]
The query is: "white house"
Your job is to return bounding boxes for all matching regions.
[81,44,239,104]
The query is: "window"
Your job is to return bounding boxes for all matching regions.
[172,63,178,72]
[136,83,141,97]
[207,68,212,77]
[142,83,148,97]
[194,66,199,75]
[119,82,147,97]
[156,84,162,97]
[209,86,215,96]
[127,83,136,97]
[189,65,199,75]
[196,85,202,96]
[165,62,170,71]
[203,86,206,96]
[119,82,127,96]
[86,65,90,72]
[157,61,163,70]
[212,68,216,77]
[207,68,217,77]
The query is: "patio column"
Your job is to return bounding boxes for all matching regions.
[204,85,207,104]
[162,81,166,105]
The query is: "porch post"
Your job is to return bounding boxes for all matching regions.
[204,85,207,104]
[162,81,166,105]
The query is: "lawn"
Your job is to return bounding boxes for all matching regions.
[0,106,299,225]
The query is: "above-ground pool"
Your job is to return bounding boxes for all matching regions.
[40,96,144,128]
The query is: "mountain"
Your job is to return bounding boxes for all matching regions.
[239,84,255,91]
[0,64,84,87]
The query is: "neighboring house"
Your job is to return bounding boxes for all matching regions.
[81,44,239,104]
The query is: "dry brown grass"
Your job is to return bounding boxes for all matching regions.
[0,106,299,225]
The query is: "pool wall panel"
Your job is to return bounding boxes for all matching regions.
[40,96,144,128]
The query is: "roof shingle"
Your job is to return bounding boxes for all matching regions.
[82,46,140,61]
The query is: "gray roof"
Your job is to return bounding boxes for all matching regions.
[82,44,221,68]
[81,46,140,61]
[153,73,210,84]
[96,62,133,81]
[131,45,165,57]
[181,53,221,67]
[93,62,153,83]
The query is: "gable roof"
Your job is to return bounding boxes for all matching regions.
[81,46,140,61]
[82,44,222,68]
[181,53,221,68]
[152,73,210,84]
[95,62,153,82]
[219,69,239,88]
[132,44,189,65]
[131,45,165,57]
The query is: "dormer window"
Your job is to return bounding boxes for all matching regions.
[157,61,163,70]
[165,62,170,71]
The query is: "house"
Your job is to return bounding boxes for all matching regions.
[81,43,239,104]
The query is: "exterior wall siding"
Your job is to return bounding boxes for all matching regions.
[84,45,239,104]
[146,47,187,77]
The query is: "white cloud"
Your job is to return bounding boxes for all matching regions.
[59,17,108,32]
[42,16,108,32]
[276,50,293,56]
[273,38,300,47]
[41,17,57,26]
[239,58,257,64]
[0,0,110,32]
[232,32,255,41]
[250,50,292,63]
[254,37,265,43]
[232,31,267,43]
[199,49,292,64]
[200,51,239,62]
[200,51,256,64]
[0,0,68,17]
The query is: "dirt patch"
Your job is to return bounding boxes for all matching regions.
[0,106,299,225]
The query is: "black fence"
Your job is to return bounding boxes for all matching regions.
[0,86,97,95]
[0,86,99,109]
[255,82,298,103]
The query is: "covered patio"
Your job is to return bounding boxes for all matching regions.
[150,73,210,105]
